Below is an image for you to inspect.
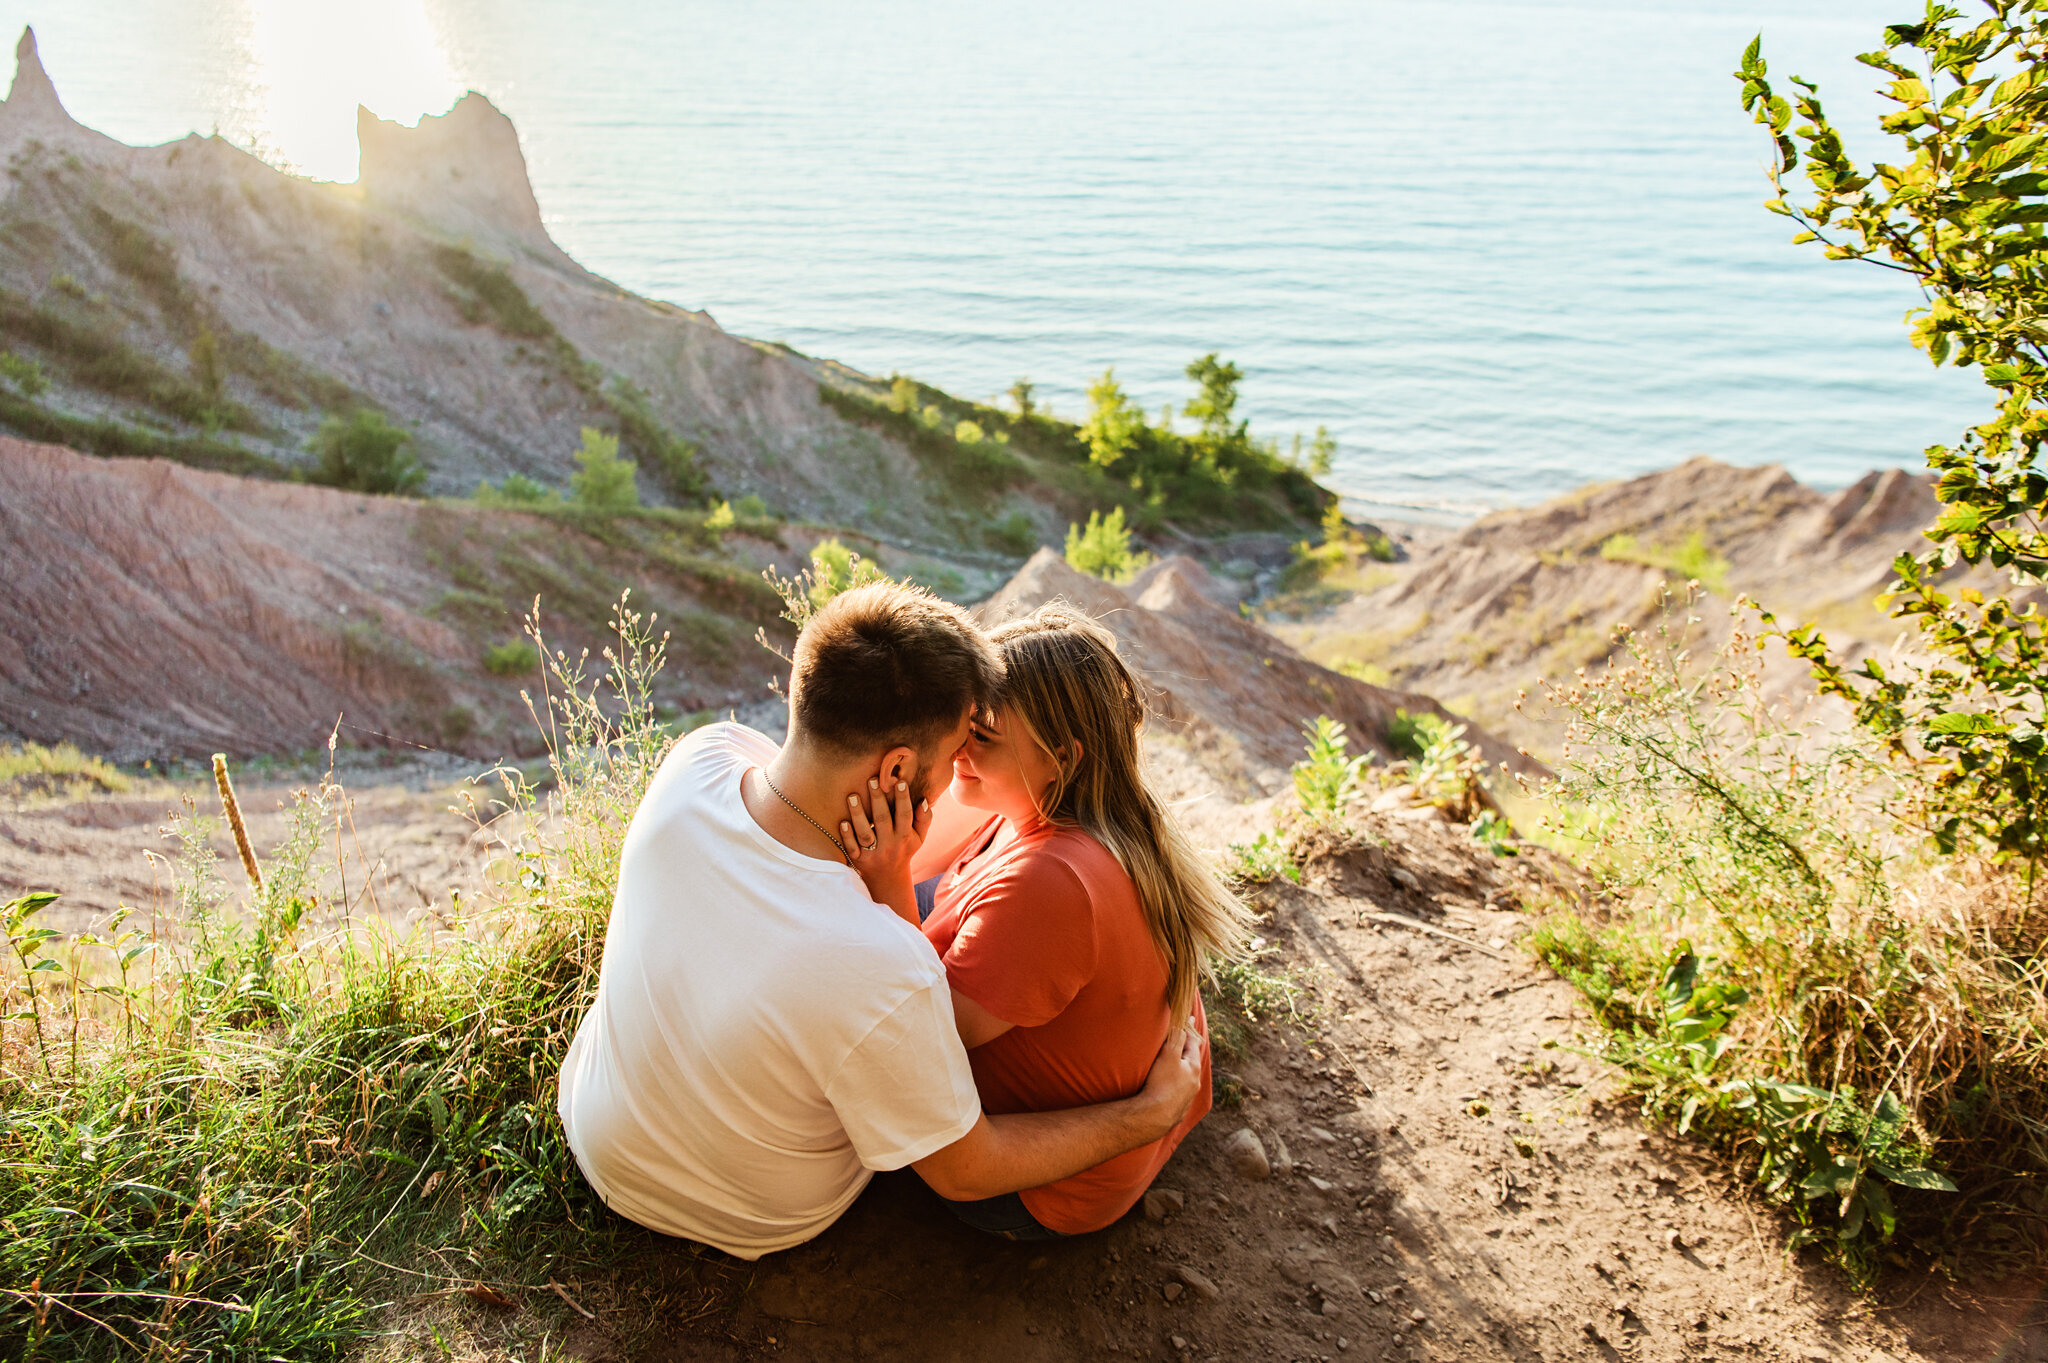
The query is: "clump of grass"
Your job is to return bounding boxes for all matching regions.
[1599,528,1731,593]
[1530,593,2048,1281]
[1202,934,1310,1063]
[0,742,131,802]
[433,243,554,339]
[482,638,539,676]
[1225,831,1301,886]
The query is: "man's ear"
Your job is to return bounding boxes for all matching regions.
[877,744,919,789]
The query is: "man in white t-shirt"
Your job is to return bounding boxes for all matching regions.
[558,582,1204,1259]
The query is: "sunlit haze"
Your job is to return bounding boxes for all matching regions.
[241,0,461,178]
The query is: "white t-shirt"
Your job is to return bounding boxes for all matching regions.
[557,722,982,1259]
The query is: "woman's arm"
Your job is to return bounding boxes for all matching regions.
[951,989,1016,1049]
[909,787,986,883]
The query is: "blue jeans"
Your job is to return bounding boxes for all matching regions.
[943,1190,1065,1242]
[915,875,940,924]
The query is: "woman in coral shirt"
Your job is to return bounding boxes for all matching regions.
[842,604,1253,1240]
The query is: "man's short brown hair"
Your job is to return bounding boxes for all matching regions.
[790,582,1001,755]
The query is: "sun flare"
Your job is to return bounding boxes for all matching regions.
[243,0,461,181]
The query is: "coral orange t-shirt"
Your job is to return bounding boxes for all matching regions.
[922,816,1212,1235]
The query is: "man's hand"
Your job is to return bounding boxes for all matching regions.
[1137,1026,1206,1140]
[841,778,929,924]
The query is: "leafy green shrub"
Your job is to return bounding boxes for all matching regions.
[0,350,47,397]
[1386,708,1430,762]
[1740,12,2048,865]
[482,638,539,676]
[1064,506,1153,582]
[1287,426,1338,477]
[308,409,425,494]
[1292,716,1371,821]
[569,427,639,511]
[1081,369,1147,466]
[804,537,887,608]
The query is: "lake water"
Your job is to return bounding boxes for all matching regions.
[5,0,1993,518]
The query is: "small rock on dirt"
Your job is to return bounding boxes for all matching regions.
[1175,1266,1222,1302]
[1272,1134,1295,1177]
[1370,785,1417,814]
[1143,1188,1186,1221]
[1224,1128,1271,1180]
[1162,1281,1184,1302]
[1389,866,1421,890]
[1309,1126,1338,1144]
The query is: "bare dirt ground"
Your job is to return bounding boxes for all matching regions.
[0,751,494,936]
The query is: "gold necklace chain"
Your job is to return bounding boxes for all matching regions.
[760,769,852,865]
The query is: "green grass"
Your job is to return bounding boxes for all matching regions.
[0,382,284,476]
[0,743,131,802]
[1599,528,1731,593]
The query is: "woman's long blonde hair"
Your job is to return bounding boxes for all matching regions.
[989,603,1254,1020]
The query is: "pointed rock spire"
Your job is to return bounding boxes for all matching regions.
[6,27,75,125]
[356,92,567,263]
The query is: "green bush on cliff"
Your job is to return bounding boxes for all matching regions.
[0,350,48,398]
[474,471,557,507]
[1064,506,1153,582]
[307,409,426,495]
[568,427,639,511]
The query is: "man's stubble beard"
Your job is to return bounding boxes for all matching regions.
[909,757,955,809]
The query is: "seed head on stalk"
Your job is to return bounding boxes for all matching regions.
[212,753,263,893]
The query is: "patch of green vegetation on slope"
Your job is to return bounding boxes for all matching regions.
[818,362,1328,538]
[431,244,711,505]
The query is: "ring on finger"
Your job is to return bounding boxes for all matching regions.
[860,837,878,852]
